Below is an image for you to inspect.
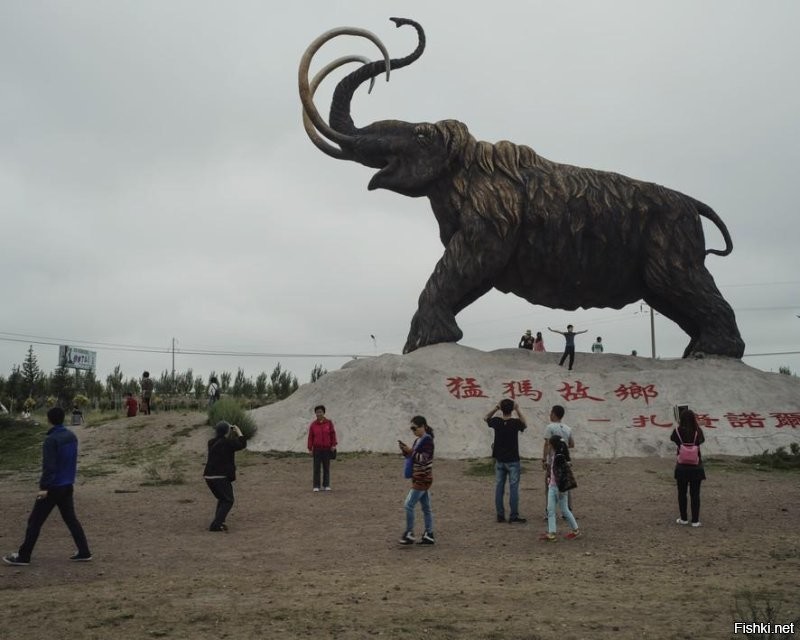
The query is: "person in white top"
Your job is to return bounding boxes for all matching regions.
[541,405,575,518]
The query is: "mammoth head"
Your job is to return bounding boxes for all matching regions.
[299,18,455,197]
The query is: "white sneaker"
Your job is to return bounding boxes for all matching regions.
[676,518,689,525]
[323,486,331,491]
[313,487,320,492]
[691,522,702,528]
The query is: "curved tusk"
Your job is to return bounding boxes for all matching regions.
[302,56,376,159]
[299,27,390,145]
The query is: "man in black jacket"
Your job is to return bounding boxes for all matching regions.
[3,407,92,566]
[203,421,247,532]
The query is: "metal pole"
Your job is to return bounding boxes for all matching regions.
[171,338,176,389]
[650,306,656,359]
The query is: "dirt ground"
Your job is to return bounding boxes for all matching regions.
[1,411,798,640]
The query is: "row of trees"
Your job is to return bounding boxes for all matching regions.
[0,346,327,412]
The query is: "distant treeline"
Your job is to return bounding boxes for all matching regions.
[0,345,327,412]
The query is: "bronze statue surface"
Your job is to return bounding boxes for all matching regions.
[299,18,745,359]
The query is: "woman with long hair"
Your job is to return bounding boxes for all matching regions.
[397,416,435,545]
[671,409,706,527]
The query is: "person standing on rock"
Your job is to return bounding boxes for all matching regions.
[533,331,546,352]
[3,407,92,566]
[548,324,588,370]
[485,399,528,523]
[670,408,706,527]
[203,421,247,532]
[398,416,435,545]
[518,329,534,350]
[307,405,337,491]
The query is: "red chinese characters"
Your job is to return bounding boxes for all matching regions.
[445,376,488,399]
[725,412,766,428]
[558,381,604,402]
[501,379,543,401]
[631,415,673,428]
[770,412,800,428]
[614,382,659,405]
[694,413,719,429]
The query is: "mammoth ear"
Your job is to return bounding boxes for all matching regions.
[435,120,472,159]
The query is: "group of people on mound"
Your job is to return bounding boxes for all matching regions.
[518,325,604,370]
[2,400,706,565]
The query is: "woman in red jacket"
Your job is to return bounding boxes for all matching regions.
[307,405,338,491]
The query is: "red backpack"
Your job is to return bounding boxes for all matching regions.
[675,428,700,465]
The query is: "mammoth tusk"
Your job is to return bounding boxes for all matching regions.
[302,56,377,159]
[299,27,390,146]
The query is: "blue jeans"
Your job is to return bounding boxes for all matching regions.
[404,489,433,534]
[495,461,521,519]
[547,485,578,533]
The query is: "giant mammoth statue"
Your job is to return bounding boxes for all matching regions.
[299,18,745,359]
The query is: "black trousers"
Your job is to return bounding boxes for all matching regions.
[676,477,702,523]
[313,450,332,488]
[205,478,235,529]
[559,346,576,369]
[18,485,90,561]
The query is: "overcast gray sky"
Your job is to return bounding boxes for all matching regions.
[1,0,798,386]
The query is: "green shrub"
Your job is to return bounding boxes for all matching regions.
[740,444,800,471]
[207,397,256,439]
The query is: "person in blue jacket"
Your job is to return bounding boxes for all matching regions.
[3,407,92,566]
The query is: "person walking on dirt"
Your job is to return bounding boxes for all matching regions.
[398,416,435,545]
[141,371,154,415]
[548,324,587,370]
[541,405,575,520]
[3,407,92,566]
[540,435,580,542]
[203,421,247,532]
[307,405,337,491]
[484,399,528,523]
[670,408,706,527]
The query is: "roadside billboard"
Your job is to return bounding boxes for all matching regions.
[58,345,97,371]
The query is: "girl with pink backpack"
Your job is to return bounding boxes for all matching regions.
[670,409,706,527]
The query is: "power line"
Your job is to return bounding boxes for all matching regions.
[0,333,370,359]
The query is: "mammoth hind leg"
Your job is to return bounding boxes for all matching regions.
[643,261,744,358]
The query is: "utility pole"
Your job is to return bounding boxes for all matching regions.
[171,338,176,388]
[650,306,656,359]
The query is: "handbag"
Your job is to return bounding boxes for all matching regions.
[329,449,337,460]
[554,456,578,492]
[675,429,699,465]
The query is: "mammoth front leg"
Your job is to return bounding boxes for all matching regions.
[403,227,513,354]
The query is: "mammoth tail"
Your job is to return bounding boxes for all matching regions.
[695,200,733,257]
